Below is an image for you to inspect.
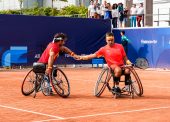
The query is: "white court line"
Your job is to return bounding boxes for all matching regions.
[34,106,170,122]
[0,105,64,120]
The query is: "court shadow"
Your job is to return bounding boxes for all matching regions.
[21,93,62,100]
[68,94,112,100]
[138,95,170,100]
[138,44,149,58]
[68,94,145,100]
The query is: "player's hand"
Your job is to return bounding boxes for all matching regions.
[46,68,52,75]
[126,60,132,65]
[79,56,89,60]
[73,55,81,60]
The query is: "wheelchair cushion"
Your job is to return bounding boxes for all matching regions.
[33,62,46,73]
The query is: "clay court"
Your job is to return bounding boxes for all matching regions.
[0,67,170,122]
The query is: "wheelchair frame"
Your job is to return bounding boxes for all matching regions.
[94,65,143,99]
[21,66,70,98]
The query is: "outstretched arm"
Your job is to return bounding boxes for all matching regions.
[60,46,80,60]
[80,47,103,60]
[80,54,97,60]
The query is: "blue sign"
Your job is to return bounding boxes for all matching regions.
[0,14,111,67]
[113,27,170,68]
[1,46,27,66]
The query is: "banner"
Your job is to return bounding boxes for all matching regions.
[113,27,170,68]
[0,14,111,67]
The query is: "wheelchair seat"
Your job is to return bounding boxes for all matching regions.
[33,62,46,74]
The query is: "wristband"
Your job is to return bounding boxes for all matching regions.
[47,66,52,69]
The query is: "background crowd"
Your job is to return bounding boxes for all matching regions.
[88,0,144,28]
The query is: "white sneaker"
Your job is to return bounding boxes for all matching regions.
[122,85,130,92]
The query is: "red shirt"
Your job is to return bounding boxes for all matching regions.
[38,42,60,64]
[95,43,126,66]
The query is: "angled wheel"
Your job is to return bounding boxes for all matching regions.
[21,69,36,96]
[132,69,143,96]
[126,67,143,96]
[94,67,110,97]
[51,67,70,98]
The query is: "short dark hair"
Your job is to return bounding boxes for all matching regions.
[112,3,118,9]
[53,33,67,42]
[106,32,114,37]
[121,30,125,35]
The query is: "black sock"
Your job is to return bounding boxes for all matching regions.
[114,77,120,83]
[125,74,130,85]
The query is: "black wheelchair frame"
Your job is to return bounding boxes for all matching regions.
[21,63,70,98]
[94,65,143,99]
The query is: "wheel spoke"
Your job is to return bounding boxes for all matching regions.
[94,68,109,97]
[128,67,143,96]
[52,67,70,98]
[21,69,36,96]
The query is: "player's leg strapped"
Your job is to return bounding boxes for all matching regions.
[114,77,120,83]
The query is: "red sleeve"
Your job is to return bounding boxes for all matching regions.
[95,47,104,58]
[50,47,59,54]
[49,45,60,58]
[50,47,60,59]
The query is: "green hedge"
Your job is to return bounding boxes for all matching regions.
[0,5,87,17]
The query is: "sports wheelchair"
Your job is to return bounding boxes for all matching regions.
[94,65,143,99]
[21,62,70,98]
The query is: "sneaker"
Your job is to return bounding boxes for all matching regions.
[112,87,121,93]
[122,86,130,92]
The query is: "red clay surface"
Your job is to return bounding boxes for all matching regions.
[0,67,170,122]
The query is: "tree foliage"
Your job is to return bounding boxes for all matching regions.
[0,5,87,17]
[58,5,87,17]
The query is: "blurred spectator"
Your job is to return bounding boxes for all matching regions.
[88,0,96,18]
[94,12,100,19]
[95,2,101,18]
[100,0,107,19]
[123,7,128,27]
[104,3,112,19]
[118,3,124,28]
[118,3,123,13]
[137,3,144,27]
[130,4,137,27]
[112,3,118,28]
